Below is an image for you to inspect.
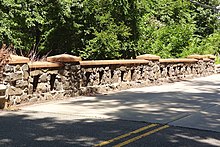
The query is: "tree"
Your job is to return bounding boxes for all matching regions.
[0,0,219,59]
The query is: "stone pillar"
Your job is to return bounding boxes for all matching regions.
[136,54,160,83]
[47,54,81,97]
[206,55,216,75]
[3,55,30,105]
[0,85,7,109]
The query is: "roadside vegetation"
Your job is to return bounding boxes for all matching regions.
[0,0,219,59]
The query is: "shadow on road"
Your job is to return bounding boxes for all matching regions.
[1,76,220,146]
[0,112,220,147]
[61,81,220,126]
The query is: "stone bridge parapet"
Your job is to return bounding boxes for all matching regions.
[0,54,216,106]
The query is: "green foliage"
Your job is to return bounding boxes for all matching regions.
[0,0,47,51]
[137,0,220,58]
[215,56,220,64]
[0,0,219,59]
[79,0,133,59]
[181,31,220,56]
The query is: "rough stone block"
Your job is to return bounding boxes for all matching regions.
[131,71,138,81]
[20,93,29,102]
[100,72,111,84]
[146,67,152,71]
[142,71,149,80]
[39,73,49,82]
[21,64,29,71]
[29,97,38,103]
[62,70,70,77]
[4,72,23,82]
[0,98,8,109]
[30,70,43,77]
[119,66,127,71]
[16,80,28,88]
[7,87,23,96]
[154,72,161,79]
[122,70,131,82]
[54,92,64,99]
[54,79,63,91]
[8,55,29,64]
[64,65,71,70]
[84,68,93,73]
[28,84,33,94]
[15,65,21,71]
[39,94,47,101]
[47,54,81,63]
[48,70,59,75]
[62,81,70,90]
[64,90,73,97]
[111,70,121,83]
[23,87,28,94]
[136,54,160,61]
[15,96,21,104]
[105,66,110,70]
[28,77,34,83]
[45,93,53,100]
[36,83,50,93]
[23,71,29,80]
[153,65,160,72]
[4,65,14,72]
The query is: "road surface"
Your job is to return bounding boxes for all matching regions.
[1,74,220,146]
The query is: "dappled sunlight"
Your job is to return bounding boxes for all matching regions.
[35,135,65,141]
[21,74,220,126]
[39,122,56,130]
[1,75,220,146]
[34,135,97,146]
[0,139,12,145]
[176,134,220,146]
[168,108,197,112]
[171,105,220,132]
[0,112,150,146]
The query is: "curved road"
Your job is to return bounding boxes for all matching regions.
[1,74,220,146]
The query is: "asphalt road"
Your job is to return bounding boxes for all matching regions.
[1,74,220,147]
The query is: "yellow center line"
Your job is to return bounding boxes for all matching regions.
[113,125,169,147]
[94,123,158,147]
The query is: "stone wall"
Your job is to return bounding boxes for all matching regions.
[0,54,216,106]
[28,61,64,103]
[2,55,30,105]
[1,54,81,105]
[79,55,215,94]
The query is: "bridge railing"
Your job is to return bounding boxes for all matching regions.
[0,54,216,106]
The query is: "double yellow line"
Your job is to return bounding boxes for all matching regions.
[94,124,169,147]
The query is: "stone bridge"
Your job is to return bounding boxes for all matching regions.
[0,54,216,107]
[0,53,220,146]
